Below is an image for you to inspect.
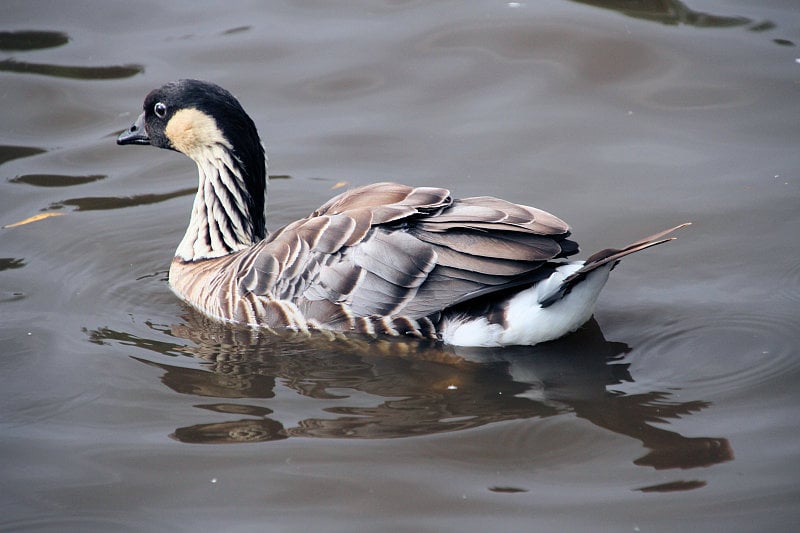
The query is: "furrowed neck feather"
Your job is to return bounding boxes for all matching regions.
[176,142,268,262]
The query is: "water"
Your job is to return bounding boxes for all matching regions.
[2,1,799,531]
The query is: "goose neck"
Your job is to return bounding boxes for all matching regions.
[176,144,267,262]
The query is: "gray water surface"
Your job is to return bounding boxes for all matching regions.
[1,1,799,531]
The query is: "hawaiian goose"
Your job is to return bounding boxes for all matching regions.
[118,79,687,347]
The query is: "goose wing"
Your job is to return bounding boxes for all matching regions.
[238,182,576,328]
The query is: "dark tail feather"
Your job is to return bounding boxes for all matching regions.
[539,223,690,308]
[572,223,691,280]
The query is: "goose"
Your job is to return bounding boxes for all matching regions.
[117,79,687,347]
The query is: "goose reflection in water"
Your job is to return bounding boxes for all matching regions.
[88,308,732,477]
[569,0,751,28]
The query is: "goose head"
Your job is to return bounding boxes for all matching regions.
[117,79,263,164]
[118,80,268,257]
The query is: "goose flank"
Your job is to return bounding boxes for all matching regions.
[117,79,688,347]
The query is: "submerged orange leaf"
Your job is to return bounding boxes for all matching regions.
[331,181,349,190]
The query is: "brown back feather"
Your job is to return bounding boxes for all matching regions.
[235,182,578,324]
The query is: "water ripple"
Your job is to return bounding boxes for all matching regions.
[0,257,26,271]
[777,258,800,304]
[10,173,105,187]
[1,517,139,532]
[569,0,751,28]
[0,58,143,80]
[631,310,799,396]
[47,187,195,211]
[0,145,46,166]
[635,479,707,493]
[0,30,69,51]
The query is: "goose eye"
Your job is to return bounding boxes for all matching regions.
[154,102,167,118]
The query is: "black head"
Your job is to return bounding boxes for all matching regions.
[118,79,261,156]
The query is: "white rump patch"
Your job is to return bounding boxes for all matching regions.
[441,262,613,347]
